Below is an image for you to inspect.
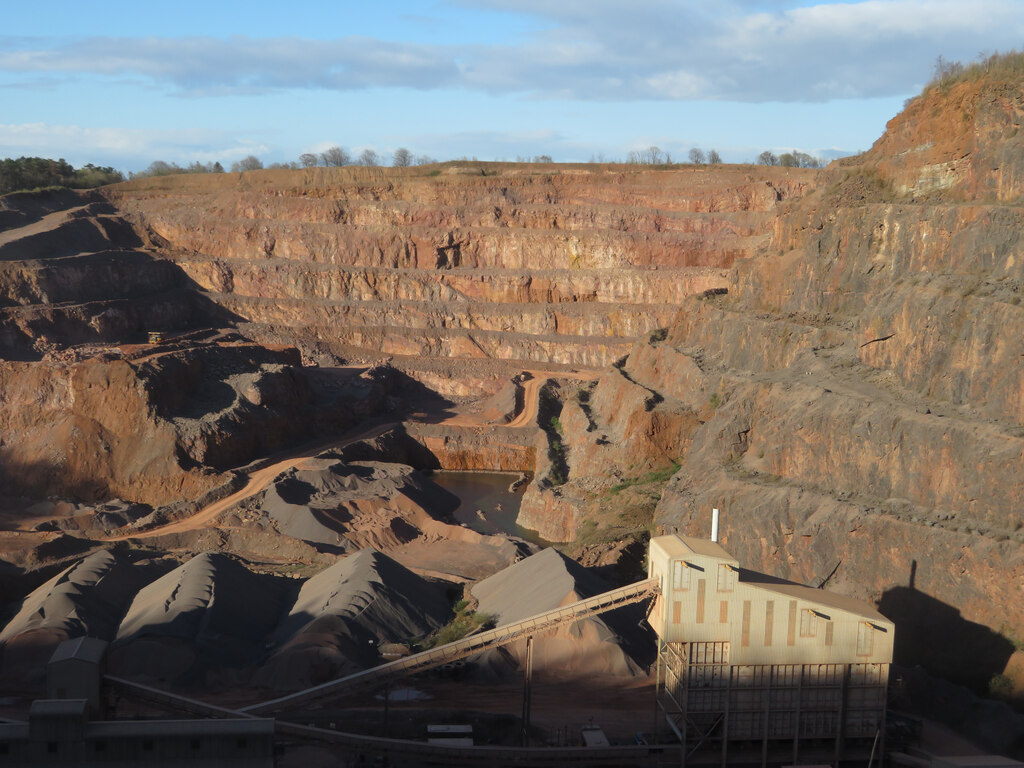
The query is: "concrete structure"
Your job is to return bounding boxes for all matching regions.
[0,700,274,767]
[0,634,275,767]
[46,637,107,716]
[648,534,894,767]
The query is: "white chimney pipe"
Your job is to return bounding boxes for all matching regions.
[711,508,720,543]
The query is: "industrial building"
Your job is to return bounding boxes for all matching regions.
[0,701,274,768]
[648,533,894,767]
[1,536,898,767]
[0,638,274,768]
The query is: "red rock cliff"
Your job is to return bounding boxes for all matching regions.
[104,165,812,371]
[542,72,1024,688]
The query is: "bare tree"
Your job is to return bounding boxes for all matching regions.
[757,151,779,166]
[358,149,379,167]
[643,146,664,164]
[532,154,553,163]
[415,155,437,166]
[707,149,722,164]
[231,155,263,172]
[392,148,412,167]
[299,153,319,168]
[320,146,349,167]
[688,148,706,165]
[794,151,822,168]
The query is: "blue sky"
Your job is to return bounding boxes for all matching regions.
[2,1,1022,172]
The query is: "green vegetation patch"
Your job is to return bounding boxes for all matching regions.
[0,157,123,195]
[609,462,681,496]
[427,603,494,648]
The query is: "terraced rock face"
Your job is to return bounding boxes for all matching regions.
[104,165,812,371]
[541,75,1024,691]
[0,189,225,359]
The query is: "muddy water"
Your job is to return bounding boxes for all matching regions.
[427,471,547,544]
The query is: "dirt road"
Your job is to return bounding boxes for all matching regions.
[109,368,602,541]
[506,369,600,428]
[108,421,396,541]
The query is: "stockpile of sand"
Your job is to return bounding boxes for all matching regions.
[254,548,451,692]
[111,552,287,684]
[261,459,458,552]
[470,547,651,679]
[0,549,152,682]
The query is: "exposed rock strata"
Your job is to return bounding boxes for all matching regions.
[104,165,811,369]
[0,191,225,358]
[533,75,1024,691]
[0,336,391,504]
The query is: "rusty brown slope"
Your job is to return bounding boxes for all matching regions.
[542,73,1024,692]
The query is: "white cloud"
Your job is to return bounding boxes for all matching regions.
[0,122,269,169]
[0,1,1022,102]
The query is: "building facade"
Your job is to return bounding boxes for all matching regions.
[648,534,894,767]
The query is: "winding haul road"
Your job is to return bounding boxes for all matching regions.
[109,368,600,541]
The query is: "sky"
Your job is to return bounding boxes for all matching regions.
[2,0,1023,173]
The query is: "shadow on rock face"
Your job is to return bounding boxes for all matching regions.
[879,560,1016,694]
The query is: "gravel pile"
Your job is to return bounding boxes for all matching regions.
[471,547,651,679]
[254,548,452,691]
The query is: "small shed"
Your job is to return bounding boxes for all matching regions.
[47,637,108,716]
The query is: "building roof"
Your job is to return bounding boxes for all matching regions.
[652,534,891,625]
[652,534,736,562]
[740,569,892,624]
[48,636,108,665]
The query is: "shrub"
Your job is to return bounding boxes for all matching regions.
[648,327,667,344]
[428,605,494,648]
[988,673,1014,700]
[926,50,1024,92]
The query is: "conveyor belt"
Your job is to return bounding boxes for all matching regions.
[243,575,659,715]
[104,576,663,764]
[105,675,262,720]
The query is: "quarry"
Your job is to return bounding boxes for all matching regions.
[1,68,1024,766]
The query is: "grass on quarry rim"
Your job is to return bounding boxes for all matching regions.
[924,50,1024,93]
